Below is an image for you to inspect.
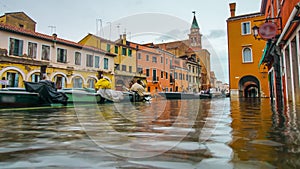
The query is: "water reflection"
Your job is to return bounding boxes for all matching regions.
[0,98,300,168]
[229,98,300,169]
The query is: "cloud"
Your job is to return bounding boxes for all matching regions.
[206,29,226,39]
[155,29,188,43]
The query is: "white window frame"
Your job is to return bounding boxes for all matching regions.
[27,41,38,59]
[242,47,253,63]
[241,21,251,35]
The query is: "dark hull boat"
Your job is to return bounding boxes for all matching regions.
[158,92,199,100]
[0,81,68,108]
[158,92,225,100]
[0,88,45,108]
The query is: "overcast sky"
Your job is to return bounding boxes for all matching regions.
[0,0,261,83]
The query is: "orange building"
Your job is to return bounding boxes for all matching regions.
[130,43,189,93]
[257,0,300,107]
[227,3,270,98]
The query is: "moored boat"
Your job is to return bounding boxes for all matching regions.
[0,88,45,108]
[158,92,199,100]
[58,88,102,104]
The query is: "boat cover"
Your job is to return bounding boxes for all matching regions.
[24,81,68,105]
[97,89,124,102]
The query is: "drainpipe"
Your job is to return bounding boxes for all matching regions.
[276,2,300,46]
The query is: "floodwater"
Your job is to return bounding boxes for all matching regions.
[0,97,299,169]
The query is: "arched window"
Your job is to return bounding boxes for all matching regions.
[73,77,83,88]
[242,47,252,63]
[54,75,66,89]
[87,78,96,89]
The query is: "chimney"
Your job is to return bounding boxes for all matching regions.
[229,3,236,17]
[122,33,126,45]
[52,33,57,41]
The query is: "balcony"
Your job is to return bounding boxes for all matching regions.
[152,76,159,83]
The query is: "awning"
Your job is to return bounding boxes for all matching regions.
[258,41,271,68]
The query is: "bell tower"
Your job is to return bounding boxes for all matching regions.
[189,11,202,49]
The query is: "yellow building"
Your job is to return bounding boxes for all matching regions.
[227,3,269,98]
[0,12,116,89]
[79,33,145,91]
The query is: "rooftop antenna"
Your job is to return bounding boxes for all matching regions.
[117,23,121,36]
[48,26,56,34]
[96,19,104,37]
[107,22,111,40]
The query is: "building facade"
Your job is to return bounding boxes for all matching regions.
[0,12,115,89]
[258,0,300,107]
[156,13,209,91]
[79,33,146,90]
[227,3,270,98]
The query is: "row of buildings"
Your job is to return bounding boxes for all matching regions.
[227,0,300,107]
[0,12,216,94]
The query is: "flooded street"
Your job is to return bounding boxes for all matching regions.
[0,98,300,169]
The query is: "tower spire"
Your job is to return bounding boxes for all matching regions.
[191,11,199,29]
[189,11,202,48]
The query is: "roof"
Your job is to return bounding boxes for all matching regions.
[0,12,36,24]
[227,12,262,21]
[191,15,199,29]
[0,23,115,56]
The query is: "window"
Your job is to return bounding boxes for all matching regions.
[115,46,118,54]
[152,56,157,63]
[42,45,50,60]
[166,58,168,64]
[129,66,132,73]
[174,72,178,79]
[122,47,126,56]
[55,75,66,89]
[31,73,40,82]
[137,67,143,74]
[166,72,168,79]
[153,69,157,81]
[128,49,132,56]
[28,42,37,58]
[170,73,173,82]
[75,52,81,65]
[73,77,83,88]
[122,65,126,71]
[241,22,251,35]
[179,73,182,80]
[115,64,120,71]
[95,56,100,68]
[57,48,67,63]
[87,78,96,88]
[7,72,19,87]
[104,58,109,69]
[161,57,163,63]
[9,38,23,56]
[146,55,149,61]
[146,69,150,77]
[242,47,252,63]
[161,71,164,78]
[138,53,141,59]
[106,44,111,52]
[86,54,93,67]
